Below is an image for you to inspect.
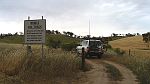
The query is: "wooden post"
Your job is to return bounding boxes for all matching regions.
[82,47,85,71]
[27,45,32,57]
[41,16,45,62]
[129,49,131,56]
[41,43,45,61]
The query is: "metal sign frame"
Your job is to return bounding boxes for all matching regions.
[24,19,46,44]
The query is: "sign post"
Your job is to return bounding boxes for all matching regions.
[24,16,46,61]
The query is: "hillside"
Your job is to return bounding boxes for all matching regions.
[109,36,150,57]
[0,34,80,44]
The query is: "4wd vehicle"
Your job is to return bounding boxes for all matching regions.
[76,40,104,58]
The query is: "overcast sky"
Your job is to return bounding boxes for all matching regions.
[0,0,150,36]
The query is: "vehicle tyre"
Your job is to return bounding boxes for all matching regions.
[97,54,102,59]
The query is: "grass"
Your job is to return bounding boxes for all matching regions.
[108,36,150,84]
[109,36,150,57]
[104,63,123,81]
[0,34,80,45]
[0,43,82,83]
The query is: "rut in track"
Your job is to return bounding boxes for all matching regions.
[79,59,139,84]
[103,60,139,84]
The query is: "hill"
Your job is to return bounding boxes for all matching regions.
[0,34,80,44]
[109,36,150,57]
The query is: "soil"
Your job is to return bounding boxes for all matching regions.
[73,58,139,84]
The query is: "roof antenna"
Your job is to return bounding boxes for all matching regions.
[89,19,91,46]
[89,19,91,38]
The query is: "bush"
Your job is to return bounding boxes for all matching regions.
[61,43,78,51]
[107,44,112,49]
[114,48,125,55]
[46,39,61,49]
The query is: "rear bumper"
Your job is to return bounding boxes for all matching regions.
[86,51,103,56]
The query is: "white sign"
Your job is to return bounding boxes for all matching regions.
[24,19,46,44]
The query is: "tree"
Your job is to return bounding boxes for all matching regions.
[14,32,18,36]
[112,33,118,37]
[63,31,67,35]
[19,32,23,35]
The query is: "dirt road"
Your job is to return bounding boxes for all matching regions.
[77,59,139,84]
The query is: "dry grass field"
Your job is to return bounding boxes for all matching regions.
[0,43,82,84]
[109,36,150,57]
[108,36,150,84]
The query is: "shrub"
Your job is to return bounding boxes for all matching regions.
[61,43,78,51]
[46,39,61,49]
[106,44,112,49]
[114,48,125,55]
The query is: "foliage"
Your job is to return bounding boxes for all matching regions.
[109,36,150,84]
[104,63,123,81]
[0,44,81,83]
[46,38,61,48]
[46,34,80,50]
[105,44,112,49]
[113,48,125,55]
[0,35,23,44]
[61,43,78,51]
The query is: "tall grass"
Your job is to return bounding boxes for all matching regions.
[0,44,81,83]
[106,49,150,84]
[108,36,150,84]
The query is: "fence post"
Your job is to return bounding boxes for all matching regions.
[129,49,131,56]
[27,45,32,57]
[81,47,85,71]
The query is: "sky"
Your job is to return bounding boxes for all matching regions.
[0,0,150,36]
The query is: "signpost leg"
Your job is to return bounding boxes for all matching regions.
[42,43,45,62]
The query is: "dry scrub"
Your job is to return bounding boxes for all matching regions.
[0,44,81,83]
[108,36,150,84]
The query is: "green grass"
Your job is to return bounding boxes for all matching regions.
[0,35,23,44]
[46,34,80,44]
[0,34,80,45]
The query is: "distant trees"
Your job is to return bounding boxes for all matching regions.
[46,30,61,34]
[46,30,80,38]
[142,32,150,43]
[0,33,13,39]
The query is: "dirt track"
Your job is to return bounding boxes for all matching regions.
[77,59,139,84]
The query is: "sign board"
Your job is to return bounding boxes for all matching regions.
[24,19,46,44]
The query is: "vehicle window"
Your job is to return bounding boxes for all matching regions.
[82,41,88,46]
[89,41,101,47]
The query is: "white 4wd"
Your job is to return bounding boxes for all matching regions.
[76,40,104,58]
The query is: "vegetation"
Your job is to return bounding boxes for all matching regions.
[104,63,123,81]
[113,48,125,56]
[0,43,82,83]
[108,36,150,84]
[46,34,80,51]
[0,34,80,51]
[0,35,23,44]
[142,32,150,43]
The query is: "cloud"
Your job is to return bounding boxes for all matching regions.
[0,0,150,36]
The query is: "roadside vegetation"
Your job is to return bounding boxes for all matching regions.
[0,43,82,83]
[106,36,150,84]
[103,63,123,81]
